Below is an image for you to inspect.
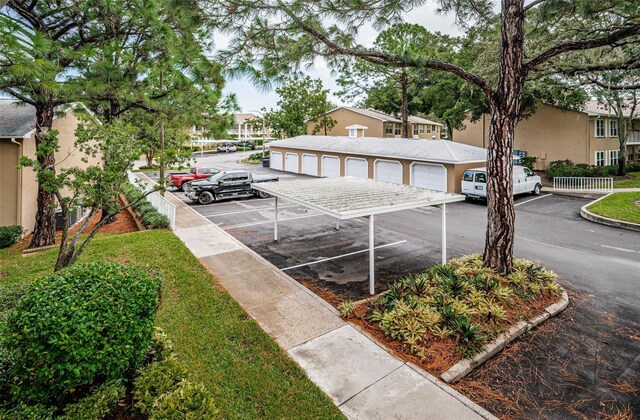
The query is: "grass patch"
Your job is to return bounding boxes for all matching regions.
[0,231,343,419]
[344,255,561,374]
[613,171,640,188]
[588,192,640,224]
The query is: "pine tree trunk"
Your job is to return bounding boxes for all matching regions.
[29,103,57,248]
[401,71,409,138]
[483,0,526,275]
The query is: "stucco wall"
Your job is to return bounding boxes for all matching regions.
[0,140,20,227]
[454,105,594,170]
[307,108,384,137]
[270,146,482,193]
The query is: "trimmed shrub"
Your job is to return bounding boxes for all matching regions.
[520,156,537,171]
[150,381,218,420]
[0,225,24,249]
[0,402,55,420]
[143,327,174,366]
[62,380,125,420]
[142,212,170,229]
[4,262,161,404]
[0,283,30,323]
[133,358,187,415]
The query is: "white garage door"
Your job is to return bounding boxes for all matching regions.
[285,152,299,173]
[345,157,368,178]
[270,151,283,170]
[374,160,403,184]
[410,163,447,192]
[322,155,340,178]
[301,154,318,176]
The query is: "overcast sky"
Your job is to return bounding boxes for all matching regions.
[220,5,464,112]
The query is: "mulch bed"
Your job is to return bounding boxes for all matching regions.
[14,205,139,254]
[453,291,640,419]
[344,290,560,376]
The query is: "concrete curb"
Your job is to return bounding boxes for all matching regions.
[580,193,640,232]
[441,289,569,384]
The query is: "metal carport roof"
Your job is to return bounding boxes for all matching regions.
[252,177,465,294]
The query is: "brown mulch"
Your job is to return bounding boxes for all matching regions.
[15,206,140,253]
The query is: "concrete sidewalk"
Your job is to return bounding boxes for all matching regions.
[139,175,495,419]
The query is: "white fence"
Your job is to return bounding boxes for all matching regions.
[127,171,176,230]
[553,177,613,193]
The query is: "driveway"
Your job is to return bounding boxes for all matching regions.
[151,151,640,418]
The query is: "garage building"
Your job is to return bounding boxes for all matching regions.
[269,136,487,193]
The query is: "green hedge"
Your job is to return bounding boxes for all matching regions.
[546,160,640,179]
[124,184,170,229]
[0,226,24,249]
[3,262,161,404]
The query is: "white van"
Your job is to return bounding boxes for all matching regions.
[461,166,542,200]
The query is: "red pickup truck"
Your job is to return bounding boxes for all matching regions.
[167,167,220,191]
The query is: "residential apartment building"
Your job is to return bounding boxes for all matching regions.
[307,107,444,140]
[454,102,640,170]
[0,100,101,232]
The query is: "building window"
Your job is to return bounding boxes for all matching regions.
[348,128,356,138]
[419,126,425,134]
[609,150,619,166]
[413,125,419,136]
[432,125,436,132]
[609,120,618,137]
[394,125,401,135]
[595,151,605,166]
[427,125,431,134]
[385,123,393,135]
[595,119,606,137]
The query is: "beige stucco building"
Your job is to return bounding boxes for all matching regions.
[268,136,486,193]
[307,107,444,140]
[0,100,100,233]
[454,102,640,170]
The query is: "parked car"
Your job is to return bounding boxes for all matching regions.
[216,144,237,153]
[167,167,219,191]
[461,165,542,200]
[186,170,279,204]
[238,141,255,150]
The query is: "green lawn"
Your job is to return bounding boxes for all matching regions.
[588,192,640,225]
[0,230,343,419]
[613,172,640,188]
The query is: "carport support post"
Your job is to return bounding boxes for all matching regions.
[369,215,375,295]
[441,203,447,264]
[274,196,278,241]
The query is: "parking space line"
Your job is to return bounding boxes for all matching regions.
[515,194,552,207]
[222,213,323,229]
[280,240,408,271]
[600,244,640,254]
[205,204,299,217]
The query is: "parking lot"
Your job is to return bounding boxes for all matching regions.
[150,150,640,417]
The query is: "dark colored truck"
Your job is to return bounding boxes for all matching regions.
[185,170,279,204]
[167,167,219,191]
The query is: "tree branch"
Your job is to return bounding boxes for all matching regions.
[588,78,640,90]
[526,24,640,70]
[523,0,549,12]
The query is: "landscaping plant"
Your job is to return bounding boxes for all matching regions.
[0,226,24,249]
[357,255,561,363]
[2,262,162,405]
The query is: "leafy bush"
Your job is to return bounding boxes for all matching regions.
[143,327,175,366]
[0,283,29,323]
[0,225,24,249]
[62,380,125,420]
[546,159,638,179]
[248,150,269,162]
[520,156,537,170]
[142,212,170,229]
[0,402,55,420]
[133,358,188,415]
[365,254,560,358]
[150,381,218,420]
[4,263,161,404]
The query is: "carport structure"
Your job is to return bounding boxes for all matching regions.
[252,177,465,294]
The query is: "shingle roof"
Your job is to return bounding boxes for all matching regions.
[584,100,640,118]
[270,136,487,164]
[0,100,36,137]
[339,107,443,126]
